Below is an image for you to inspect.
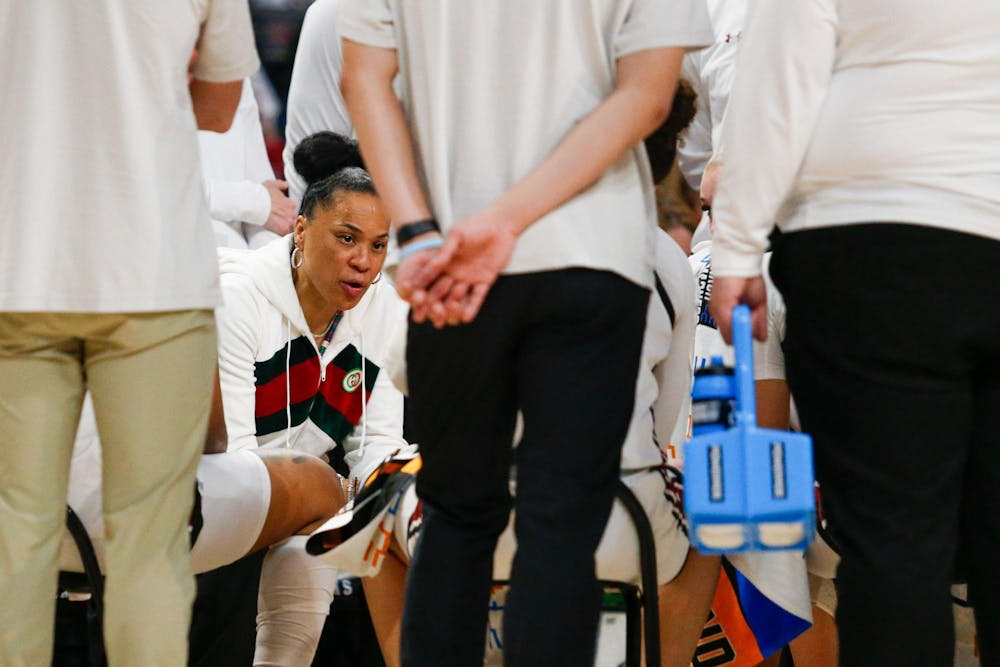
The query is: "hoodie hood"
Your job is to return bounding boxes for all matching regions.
[215,233,409,474]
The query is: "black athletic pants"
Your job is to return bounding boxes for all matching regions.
[770,224,1000,667]
[401,269,649,667]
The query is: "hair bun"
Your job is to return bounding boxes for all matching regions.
[293,132,365,186]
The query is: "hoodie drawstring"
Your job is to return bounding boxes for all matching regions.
[285,317,292,448]
[280,309,369,459]
[358,329,368,458]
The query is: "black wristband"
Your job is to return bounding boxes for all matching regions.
[395,218,441,246]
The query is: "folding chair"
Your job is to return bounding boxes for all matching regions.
[491,480,660,667]
[612,478,660,667]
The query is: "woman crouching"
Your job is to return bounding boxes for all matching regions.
[215,132,411,666]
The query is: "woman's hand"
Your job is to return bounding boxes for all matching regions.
[418,210,519,327]
[708,275,769,344]
[396,240,446,323]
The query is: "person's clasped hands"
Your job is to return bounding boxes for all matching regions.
[395,207,519,328]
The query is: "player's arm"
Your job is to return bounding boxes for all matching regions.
[340,40,433,232]
[189,0,260,132]
[190,79,244,132]
[204,367,228,455]
[216,276,265,451]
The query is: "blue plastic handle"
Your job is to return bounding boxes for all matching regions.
[731,305,756,428]
[683,303,816,554]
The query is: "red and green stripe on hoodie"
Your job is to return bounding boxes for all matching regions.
[254,336,378,476]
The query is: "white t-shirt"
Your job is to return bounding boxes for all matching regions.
[0,1,259,312]
[338,0,712,289]
[282,0,356,204]
[712,0,1000,276]
[199,78,276,250]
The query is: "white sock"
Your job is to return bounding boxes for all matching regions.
[253,536,340,667]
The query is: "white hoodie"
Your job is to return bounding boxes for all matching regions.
[216,235,410,484]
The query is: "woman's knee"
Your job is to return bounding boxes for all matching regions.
[257,451,345,541]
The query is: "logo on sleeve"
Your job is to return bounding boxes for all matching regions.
[342,368,363,393]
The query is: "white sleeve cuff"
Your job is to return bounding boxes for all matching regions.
[244,183,272,227]
[206,180,271,226]
[708,244,765,277]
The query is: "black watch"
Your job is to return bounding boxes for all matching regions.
[395,218,441,246]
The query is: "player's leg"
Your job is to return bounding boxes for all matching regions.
[88,310,216,667]
[362,548,408,667]
[0,313,86,666]
[251,449,345,550]
[961,362,1000,663]
[402,277,523,667]
[787,575,838,667]
[772,226,972,667]
[193,449,347,667]
[659,550,722,667]
[592,468,720,667]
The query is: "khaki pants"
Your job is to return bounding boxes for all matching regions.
[0,310,216,666]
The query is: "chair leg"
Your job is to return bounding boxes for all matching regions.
[65,506,107,667]
[616,583,643,667]
[614,480,661,667]
[491,481,661,666]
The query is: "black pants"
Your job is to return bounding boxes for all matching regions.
[401,269,649,667]
[771,224,1000,666]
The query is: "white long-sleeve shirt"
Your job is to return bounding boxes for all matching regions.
[676,0,745,190]
[712,0,1000,277]
[199,79,275,249]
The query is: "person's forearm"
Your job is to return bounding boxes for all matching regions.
[204,368,228,455]
[190,79,244,133]
[490,56,682,234]
[341,47,432,230]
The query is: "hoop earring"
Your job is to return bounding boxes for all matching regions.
[371,272,382,284]
[291,246,304,269]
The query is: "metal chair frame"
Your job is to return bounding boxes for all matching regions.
[57,506,107,667]
[493,480,661,667]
